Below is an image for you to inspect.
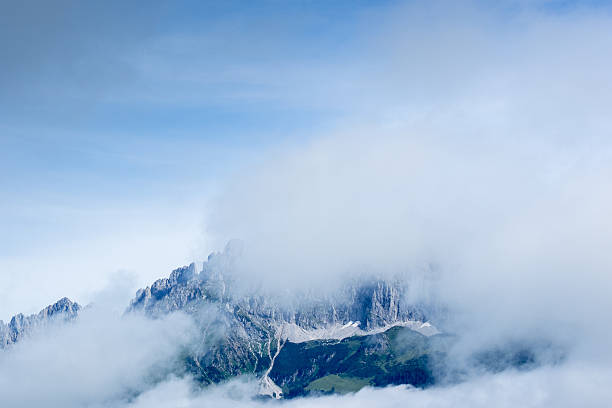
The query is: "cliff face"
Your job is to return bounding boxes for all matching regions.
[129,243,430,330]
[127,243,438,396]
[0,297,81,349]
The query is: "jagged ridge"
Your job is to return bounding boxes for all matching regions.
[0,242,549,400]
[0,297,80,349]
[127,242,438,397]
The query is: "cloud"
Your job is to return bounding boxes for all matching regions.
[204,0,612,348]
[0,291,198,407]
[118,361,612,408]
[1,1,612,407]
[208,127,612,356]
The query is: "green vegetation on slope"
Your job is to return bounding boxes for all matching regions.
[270,326,449,398]
[305,374,371,394]
[181,322,552,399]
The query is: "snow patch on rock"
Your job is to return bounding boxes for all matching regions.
[278,320,440,343]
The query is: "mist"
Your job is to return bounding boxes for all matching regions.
[208,35,612,361]
[2,1,612,407]
[199,1,612,404]
[0,282,198,408]
[115,361,612,408]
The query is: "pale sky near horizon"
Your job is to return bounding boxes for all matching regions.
[2,0,612,319]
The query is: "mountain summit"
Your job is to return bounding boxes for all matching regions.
[0,297,80,349]
[128,243,441,397]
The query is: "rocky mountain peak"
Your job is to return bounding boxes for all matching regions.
[0,297,81,349]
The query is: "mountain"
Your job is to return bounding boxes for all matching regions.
[0,242,548,399]
[0,297,81,349]
[128,241,443,398]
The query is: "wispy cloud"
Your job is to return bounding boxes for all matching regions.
[0,288,197,407]
[1,1,611,406]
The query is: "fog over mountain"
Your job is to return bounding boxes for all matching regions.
[2,1,612,407]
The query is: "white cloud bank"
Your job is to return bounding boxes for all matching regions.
[0,290,197,408]
[206,0,612,358]
[120,361,612,408]
[2,1,612,407]
[197,1,612,405]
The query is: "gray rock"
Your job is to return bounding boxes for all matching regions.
[127,243,435,387]
[0,297,81,349]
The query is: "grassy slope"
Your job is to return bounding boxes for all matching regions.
[305,374,371,394]
[270,326,450,397]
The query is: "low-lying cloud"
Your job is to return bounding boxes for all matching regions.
[118,362,612,408]
[2,1,612,407]
[0,292,197,407]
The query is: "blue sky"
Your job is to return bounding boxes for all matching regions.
[1,0,612,317]
[0,0,398,316]
[0,1,384,230]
